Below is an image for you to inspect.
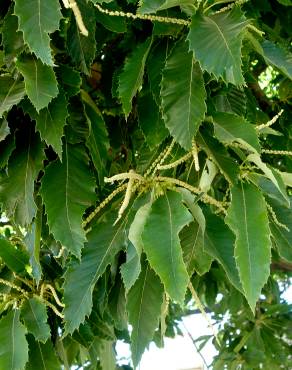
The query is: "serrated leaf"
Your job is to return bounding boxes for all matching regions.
[138,0,194,14]
[21,298,50,343]
[40,143,95,258]
[214,87,246,116]
[120,243,141,293]
[0,134,15,169]
[161,40,206,149]
[204,209,243,293]
[63,214,127,334]
[247,153,289,207]
[56,65,82,97]
[16,54,59,112]
[0,236,29,274]
[212,112,260,152]
[142,191,192,303]
[14,0,62,65]
[0,310,28,370]
[81,91,109,185]
[2,9,24,64]
[127,260,164,367]
[118,38,152,117]
[0,119,9,142]
[138,91,168,149]
[261,40,292,80]
[198,132,239,184]
[187,8,248,85]
[22,94,68,158]
[67,0,96,75]
[0,76,25,117]
[0,129,45,226]
[226,182,271,312]
[26,335,60,370]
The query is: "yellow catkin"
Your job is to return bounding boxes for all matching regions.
[68,0,88,36]
[43,284,65,308]
[157,152,192,170]
[144,142,174,177]
[261,149,292,156]
[266,203,290,232]
[114,171,136,225]
[0,278,28,297]
[152,140,176,176]
[192,139,200,172]
[256,109,284,131]
[94,4,190,26]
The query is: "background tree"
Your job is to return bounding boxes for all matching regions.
[0,0,291,369]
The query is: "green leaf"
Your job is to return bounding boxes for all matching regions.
[261,40,292,80]
[161,40,206,149]
[16,54,59,112]
[22,94,68,158]
[247,153,289,207]
[99,341,116,370]
[24,222,42,284]
[0,134,15,169]
[138,0,194,14]
[21,298,50,343]
[204,210,243,293]
[212,112,260,152]
[226,182,271,311]
[120,243,141,293]
[14,0,62,65]
[127,260,164,367]
[0,130,45,226]
[142,191,192,303]
[40,143,95,258]
[2,9,24,63]
[0,119,9,142]
[0,310,28,370]
[26,335,60,370]
[96,5,126,33]
[81,91,109,185]
[138,91,168,149]
[118,38,152,117]
[63,214,127,334]
[198,132,239,184]
[0,76,25,117]
[56,65,82,97]
[187,8,248,85]
[0,236,29,274]
[67,0,97,75]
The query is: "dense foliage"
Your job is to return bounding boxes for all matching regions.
[0,0,292,369]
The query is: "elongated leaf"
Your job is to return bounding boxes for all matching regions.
[26,335,60,370]
[0,129,45,226]
[67,0,97,74]
[261,40,292,79]
[198,132,239,184]
[138,0,194,13]
[0,76,25,117]
[16,54,59,112]
[226,182,271,311]
[14,0,62,65]
[120,243,141,293]
[63,214,127,334]
[0,310,28,370]
[2,9,25,63]
[21,298,50,343]
[40,143,95,258]
[212,112,260,152]
[187,8,248,85]
[0,134,15,169]
[0,236,29,274]
[161,40,206,149]
[247,153,289,207]
[118,38,152,117]
[127,260,164,367]
[204,210,243,293]
[99,341,116,370]
[24,222,42,284]
[22,94,68,158]
[142,191,192,303]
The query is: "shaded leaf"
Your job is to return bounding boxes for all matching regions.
[56,65,82,97]
[26,335,60,370]
[127,260,164,367]
[21,298,50,343]
[2,9,25,63]
[0,76,25,117]
[118,38,152,117]
[40,143,95,258]
[0,130,45,226]
[212,112,260,152]
[187,8,248,85]
[161,40,206,149]
[0,310,28,370]
[14,0,62,65]
[0,236,29,274]
[138,0,194,14]
[142,191,192,303]
[226,182,271,311]
[16,54,59,112]
[63,214,127,334]
[261,40,292,80]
